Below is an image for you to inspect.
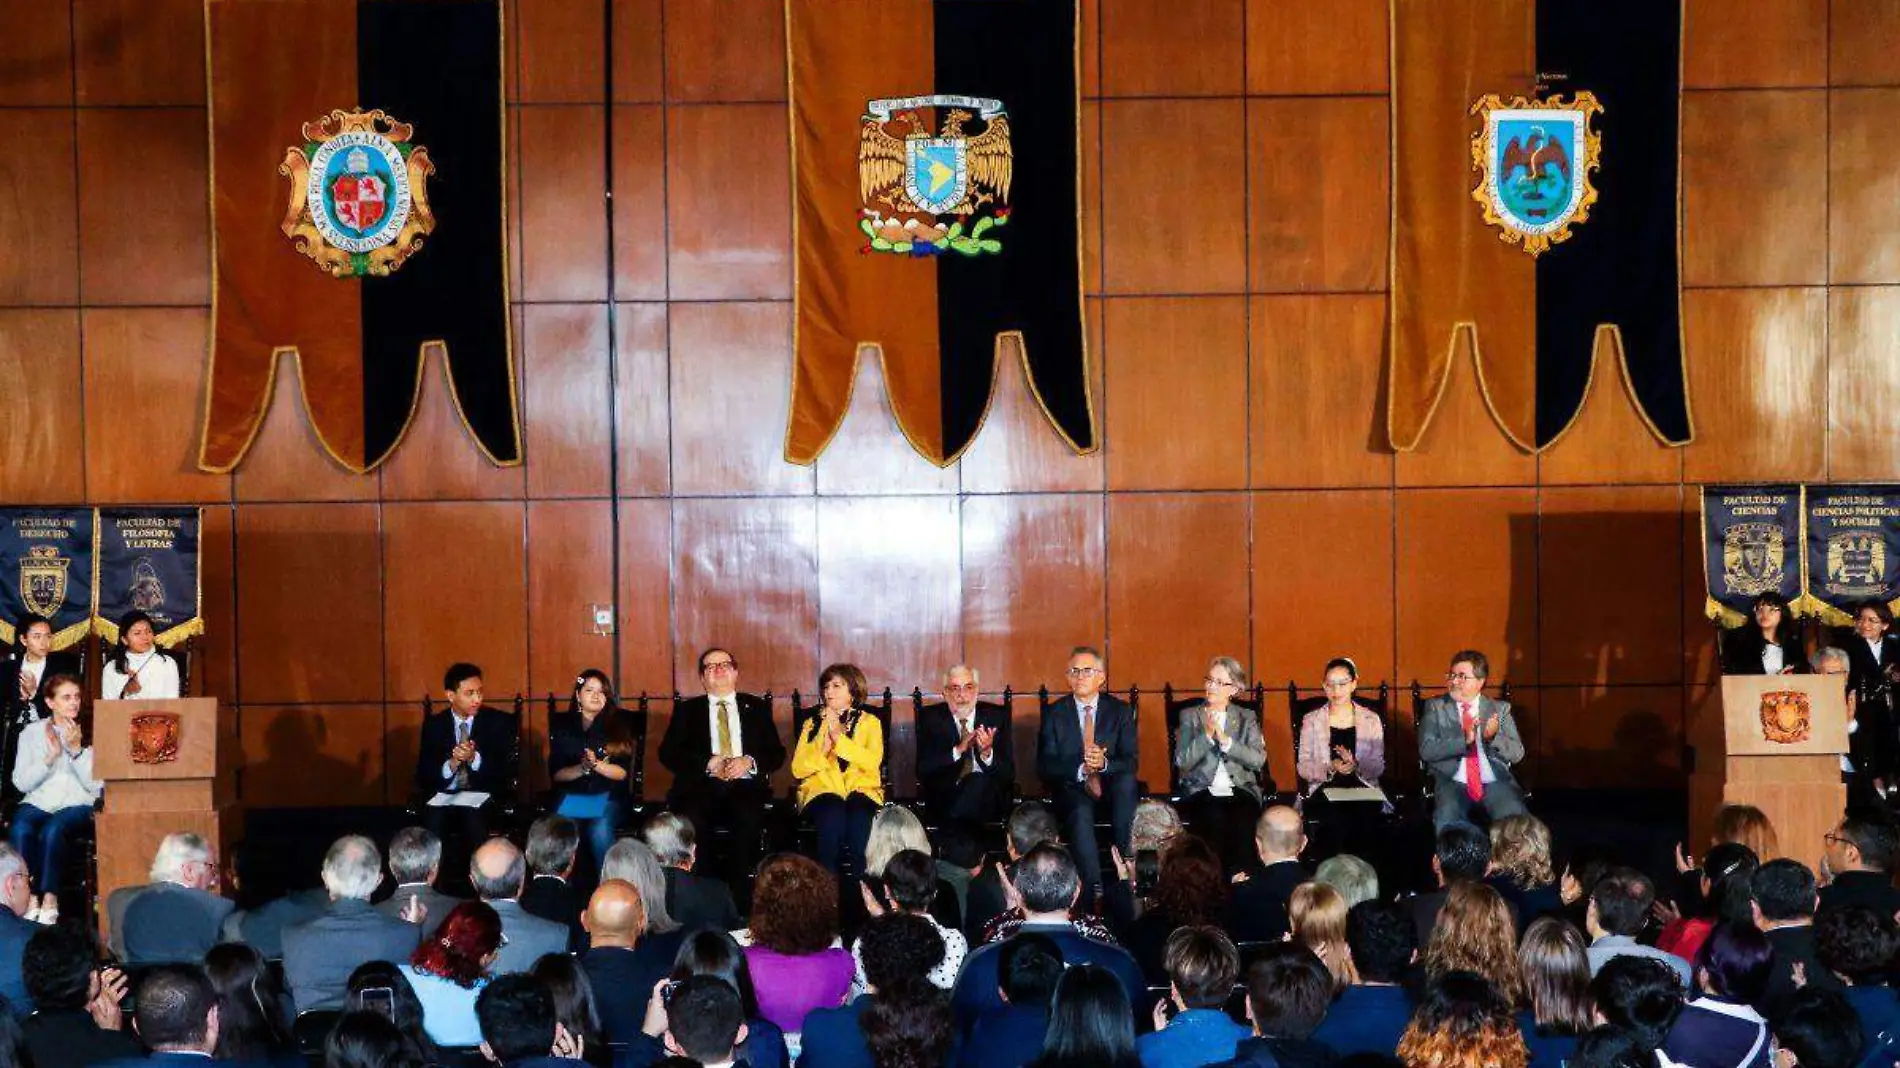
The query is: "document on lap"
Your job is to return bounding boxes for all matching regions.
[427,791,489,808]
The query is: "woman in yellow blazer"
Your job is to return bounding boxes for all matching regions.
[793,662,885,875]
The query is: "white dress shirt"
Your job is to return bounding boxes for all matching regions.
[100,651,180,701]
[1449,698,1497,785]
[949,707,994,770]
[1761,644,1785,674]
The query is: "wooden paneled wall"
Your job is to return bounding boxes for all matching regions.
[2,0,1898,806]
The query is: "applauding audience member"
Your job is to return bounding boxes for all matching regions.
[1174,656,1270,872]
[853,849,967,996]
[1657,842,1758,966]
[529,953,607,1064]
[19,925,135,1068]
[960,933,1062,1068]
[1136,926,1248,1068]
[1313,901,1418,1057]
[374,826,463,937]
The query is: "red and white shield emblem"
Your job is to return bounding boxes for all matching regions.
[330,172,387,231]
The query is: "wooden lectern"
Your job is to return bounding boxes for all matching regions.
[92,698,240,932]
[1687,675,1849,863]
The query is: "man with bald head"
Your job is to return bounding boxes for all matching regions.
[469,838,567,975]
[578,878,667,1044]
[1226,805,1309,943]
[917,664,1014,831]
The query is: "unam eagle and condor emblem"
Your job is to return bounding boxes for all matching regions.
[1758,691,1811,746]
[280,109,436,278]
[857,94,1013,257]
[1470,92,1602,257]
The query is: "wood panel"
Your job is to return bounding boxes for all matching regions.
[381,501,529,701]
[812,354,960,496]
[1827,286,1900,480]
[0,110,77,306]
[522,304,612,498]
[1394,488,1538,686]
[1100,0,1244,97]
[663,0,784,102]
[665,105,790,300]
[1244,0,1387,95]
[377,342,528,501]
[961,494,1107,690]
[235,503,384,704]
[527,500,616,695]
[1251,489,1395,687]
[81,309,231,503]
[518,106,608,302]
[1100,99,1247,295]
[1534,686,1684,791]
[1680,287,1827,482]
[1247,97,1388,294]
[610,0,664,102]
[0,2,72,106]
[1681,91,1827,287]
[667,301,810,495]
[517,0,606,103]
[1831,0,1900,86]
[817,496,961,685]
[673,496,817,695]
[612,106,668,301]
[1682,0,1826,88]
[232,352,381,502]
[1104,297,1249,491]
[0,310,83,503]
[957,301,1106,494]
[75,108,208,306]
[72,0,205,105]
[1536,487,1684,687]
[1829,90,1900,284]
[1536,343,1685,486]
[1249,294,1391,488]
[238,705,387,807]
[196,506,237,701]
[615,498,675,690]
[614,302,672,496]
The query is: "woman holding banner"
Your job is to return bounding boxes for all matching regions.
[99,610,180,701]
[1718,592,1805,676]
[10,672,101,924]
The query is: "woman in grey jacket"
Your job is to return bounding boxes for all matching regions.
[1173,656,1269,872]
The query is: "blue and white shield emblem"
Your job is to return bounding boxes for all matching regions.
[1470,92,1602,257]
[903,138,969,216]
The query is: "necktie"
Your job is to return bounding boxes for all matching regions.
[1082,704,1102,799]
[716,699,733,760]
[453,717,470,790]
[1460,702,1483,802]
[957,716,975,780]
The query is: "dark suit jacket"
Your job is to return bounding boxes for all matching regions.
[659,693,786,783]
[224,887,330,959]
[520,875,582,946]
[280,898,423,1013]
[4,650,82,720]
[917,701,1014,795]
[1847,634,1900,699]
[23,1008,141,1068]
[663,866,741,932]
[1226,859,1308,944]
[413,705,518,799]
[98,1053,277,1068]
[1036,693,1137,789]
[1312,984,1413,1057]
[1720,628,1808,676]
[952,922,1147,1029]
[797,996,874,1068]
[957,1005,1045,1068]
[1761,924,1843,1014]
[0,908,33,1015]
[123,881,236,965]
[582,943,680,1044]
[1218,1035,1337,1068]
[1819,869,1900,918]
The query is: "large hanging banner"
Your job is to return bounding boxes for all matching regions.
[785,0,1096,467]
[1801,485,1900,626]
[1700,485,1804,629]
[93,509,204,649]
[200,0,520,474]
[0,509,94,649]
[1389,0,1691,453]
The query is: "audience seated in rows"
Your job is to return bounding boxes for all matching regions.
[1218,942,1335,1068]
[1311,900,1416,1057]
[616,928,790,1068]
[221,841,328,959]
[1586,867,1693,988]
[1135,926,1249,1068]
[205,943,303,1068]
[741,853,854,1051]
[958,933,1060,1068]
[851,848,967,996]
[472,838,569,976]
[281,835,419,1013]
[800,911,955,1068]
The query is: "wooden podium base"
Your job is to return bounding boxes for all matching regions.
[1689,754,1840,866]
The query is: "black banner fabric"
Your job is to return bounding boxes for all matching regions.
[93,508,204,649]
[1701,485,1804,629]
[1802,485,1900,626]
[0,510,94,649]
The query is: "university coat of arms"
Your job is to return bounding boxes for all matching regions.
[857,95,1013,257]
[1469,92,1602,257]
[280,109,436,278]
[18,545,68,617]
[1722,521,1787,598]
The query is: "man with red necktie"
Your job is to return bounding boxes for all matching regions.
[1418,649,1527,830]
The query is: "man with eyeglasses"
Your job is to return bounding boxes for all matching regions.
[917,664,1014,832]
[1037,646,1137,905]
[1418,649,1527,830]
[658,648,785,895]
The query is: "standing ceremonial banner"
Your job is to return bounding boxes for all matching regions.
[0,510,93,649]
[200,0,520,474]
[93,509,204,649]
[1389,0,1692,453]
[785,0,1095,467]
[1701,486,1804,629]
[1801,486,1900,625]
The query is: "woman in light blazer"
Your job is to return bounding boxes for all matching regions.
[1296,657,1387,795]
[1173,655,1269,872]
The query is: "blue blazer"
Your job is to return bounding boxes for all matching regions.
[122,882,235,965]
[1311,985,1412,1057]
[280,899,422,1013]
[798,997,874,1068]
[957,1005,1046,1068]
[1037,693,1137,788]
[952,923,1148,1031]
[1137,1008,1250,1068]
[0,907,34,1016]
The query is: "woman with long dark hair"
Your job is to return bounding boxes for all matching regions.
[9,672,98,924]
[1028,964,1141,1068]
[792,663,885,875]
[8,613,78,721]
[661,929,789,1068]
[99,610,180,700]
[531,952,610,1067]
[1112,833,1228,983]
[1516,918,1594,1068]
[345,963,438,1066]
[1720,591,1804,676]
[205,943,301,1067]
[1658,922,1772,1068]
[399,901,503,1048]
[1657,842,1759,966]
[548,668,635,879]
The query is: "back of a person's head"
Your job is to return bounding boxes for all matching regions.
[1425,880,1522,1002]
[1395,971,1528,1068]
[1015,843,1081,915]
[881,849,939,913]
[470,838,527,901]
[748,853,839,955]
[862,977,954,1068]
[1589,956,1682,1048]
[345,963,432,1056]
[1244,942,1333,1041]
[998,933,1064,1008]
[864,805,931,879]
[386,826,442,886]
[1712,804,1778,860]
[1347,900,1418,984]
[1695,921,1773,1005]
[1517,917,1594,1035]
[1314,854,1379,908]
[1589,867,1656,937]
[670,929,762,1018]
[322,834,384,901]
[1816,905,1900,984]
[643,811,697,868]
[206,942,292,1058]
[600,837,679,934]
[859,912,945,994]
[526,816,580,877]
[1436,822,1492,882]
[325,1010,427,1068]
[1773,988,1866,1068]
[1567,1025,1660,1068]
[414,901,504,987]
[1490,814,1555,889]
[936,825,984,871]
[1750,858,1818,922]
[1153,834,1226,925]
[529,952,604,1050]
[665,976,745,1064]
[133,965,217,1051]
[1039,964,1137,1067]
[1162,926,1239,1010]
[476,973,557,1064]
[1838,806,1898,872]
[22,924,94,1011]
[1700,842,1760,925]
[1007,802,1060,858]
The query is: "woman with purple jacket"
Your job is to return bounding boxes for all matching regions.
[1297,657,1387,796]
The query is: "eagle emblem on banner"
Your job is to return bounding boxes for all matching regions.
[1722,522,1787,597]
[1469,92,1602,257]
[18,545,68,617]
[1826,531,1886,595]
[279,109,436,278]
[857,95,1012,257]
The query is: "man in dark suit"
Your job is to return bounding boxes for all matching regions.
[281,836,423,1013]
[414,662,519,885]
[658,648,785,894]
[1753,858,1844,1014]
[917,664,1015,831]
[1037,646,1138,904]
[21,924,140,1068]
[374,825,462,937]
[579,880,673,1044]
[475,974,593,1068]
[650,976,747,1068]
[1404,822,1497,946]
[1227,805,1309,944]
[1819,808,1900,917]
[964,802,1062,940]
[96,964,223,1068]
[1418,649,1528,830]
[122,833,234,965]
[0,846,38,1016]
[643,811,742,933]
[521,816,582,946]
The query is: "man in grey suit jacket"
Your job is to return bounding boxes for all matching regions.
[471,837,568,975]
[122,833,235,965]
[282,836,422,1013]
[1418,649,1528,829]
[374,826,462,937]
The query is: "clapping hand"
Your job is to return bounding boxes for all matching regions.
[1331,744,1356,776]
[15,673,32,702]
[861,880,887,918]
[450,739,477,768]
[1083,742,1108,774]
[996,861,1024,914]
[1110,845,1135,886]
[89,967,127,1032]
[973,725,997,756]
[400,893,427,926]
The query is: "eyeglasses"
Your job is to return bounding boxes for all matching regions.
[1445,672,1479,683]
[1066,667,1102,678]
[1203,677,1237,689]
[1824,832,1851,848]
[702,661,736,673]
